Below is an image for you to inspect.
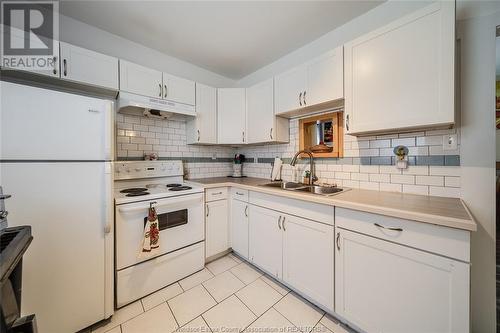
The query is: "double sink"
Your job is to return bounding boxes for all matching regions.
[260,181,346,196]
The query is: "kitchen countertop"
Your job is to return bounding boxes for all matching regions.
[189,177,477,232]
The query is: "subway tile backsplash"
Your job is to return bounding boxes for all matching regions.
[116,112,461,198]
[237,118,461,198]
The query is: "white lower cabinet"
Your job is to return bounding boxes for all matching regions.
[282,215,334,312]
[248,205,283,279]
[231,199,249,259]
[205,199,229,258]
[248,202,334,312]
[335,228,469,333]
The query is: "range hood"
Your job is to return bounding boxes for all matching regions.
[117,91,196,120]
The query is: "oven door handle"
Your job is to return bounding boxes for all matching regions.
[118,195,202,213]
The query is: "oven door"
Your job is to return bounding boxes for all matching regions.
[115,193,204,269]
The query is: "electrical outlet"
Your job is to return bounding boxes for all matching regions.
[442,134,458,150]
[211,153,217,160]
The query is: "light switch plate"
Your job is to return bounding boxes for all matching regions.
[442,134,458,150]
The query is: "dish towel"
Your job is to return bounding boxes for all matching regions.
[141,205,160,255]
[271,158,282,181]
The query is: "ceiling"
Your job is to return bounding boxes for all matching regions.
[60,1,384,79]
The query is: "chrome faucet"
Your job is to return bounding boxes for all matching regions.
[290,149,317,185]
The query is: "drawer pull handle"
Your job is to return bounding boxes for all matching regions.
[206,204,209,217]
[212,192,223,195]
[245,205,248,217]
[336,232,340,251]
[277,216,282,230]
[374,223,403,232]
[282,216,286,231]
[236,192,244,196]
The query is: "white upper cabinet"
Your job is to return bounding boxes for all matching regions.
[119,60,195,103]
[306,47,343,106]
[274,46,344,116]
[344,2,455,135]
[217,88,246,144]
[335,228,469,333]
[162,73,195,106]
[274,65,306,114]
[60,42,119,90]
[120,60,163,98]
[187,83,217,144]
[247,78,289,144]
[0,26,60,78]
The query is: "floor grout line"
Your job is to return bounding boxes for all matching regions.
[166,300,180,329]
[233,293,260,318]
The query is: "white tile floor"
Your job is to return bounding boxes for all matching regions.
[90,253,354,333]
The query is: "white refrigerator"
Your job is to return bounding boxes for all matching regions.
[0,82,114,333]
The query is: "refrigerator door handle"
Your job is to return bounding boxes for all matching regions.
[103,102,113,161]
[103,162,114,318]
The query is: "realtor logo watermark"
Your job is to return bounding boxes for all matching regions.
[1,1,59,71]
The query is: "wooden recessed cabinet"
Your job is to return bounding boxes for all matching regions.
[299,112,344,158]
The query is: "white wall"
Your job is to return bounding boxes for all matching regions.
[457,3,500,332]
[59,14,236,88]
[236,1,431,87]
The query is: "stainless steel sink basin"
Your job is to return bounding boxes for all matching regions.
[295,185,344,195]
[260,182,346,196]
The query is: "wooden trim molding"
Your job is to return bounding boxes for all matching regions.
[299,112,344,158]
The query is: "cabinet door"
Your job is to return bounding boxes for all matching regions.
[344,2,455,135]
[335,228,469,333]
[187,83,217,144]
[306,47,343,106]
[231,199,249,259]
[217,88,246,144]
[1,26,60,78]
[248,205,283,279]
[163,73,195,105]
[60,42,119,89]
[282,215,334,312]
[206,200,229,258]
[274,65,306,115]
[246,78,274,144]
[119,60,163,98]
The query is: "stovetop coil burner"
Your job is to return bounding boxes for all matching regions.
[125,192,150,197]
[120,187,148,194]
[169,186,192,191]
[166,184,182,188]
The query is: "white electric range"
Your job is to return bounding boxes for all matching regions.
[114,160,205,308]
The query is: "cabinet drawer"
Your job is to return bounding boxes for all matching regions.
[231,188,248,202]
[335,208,469,262]
[206,187,228,202]
[249,191,334,225]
